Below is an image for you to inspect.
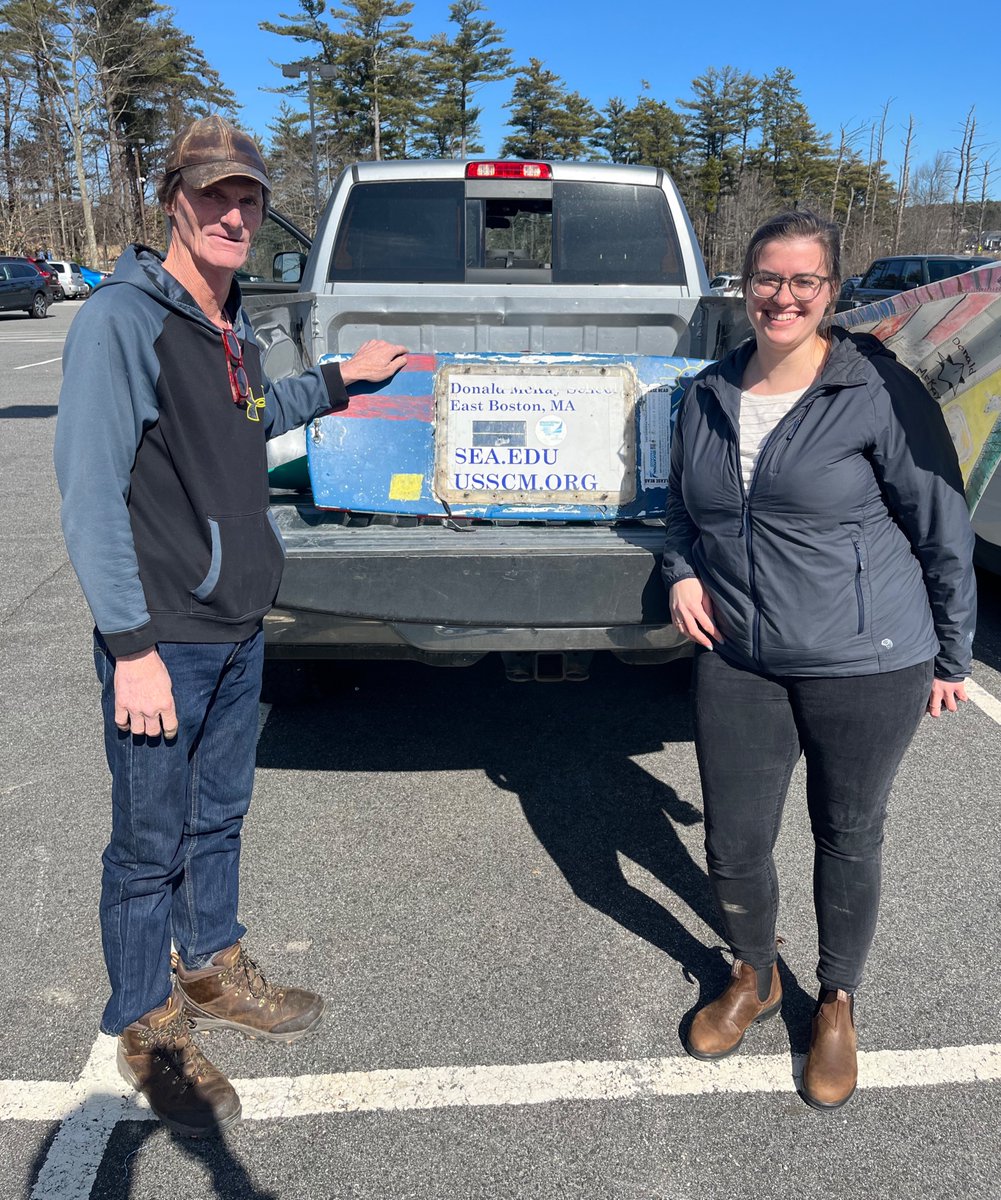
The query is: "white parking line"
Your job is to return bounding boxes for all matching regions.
[4,1041,1000,1129]
[24,1036,132,1200]
[14,357,62,370]
[0,332,67,339]
[965,677,1001,725]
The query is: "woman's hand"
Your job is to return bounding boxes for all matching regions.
[670,577,721,650]
[927,678,968,718]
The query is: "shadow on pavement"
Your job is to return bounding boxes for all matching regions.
[972,565,1001,674]
[0,404,58,418]
[26,1104,281,1200]
[257,653,815,1051]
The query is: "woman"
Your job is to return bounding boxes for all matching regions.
[662,210,976,1109]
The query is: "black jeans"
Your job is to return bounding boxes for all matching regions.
[693,651,933,994]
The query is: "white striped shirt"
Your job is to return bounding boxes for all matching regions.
[739,386,807,490]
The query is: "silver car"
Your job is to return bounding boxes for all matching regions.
[46,260,89,299]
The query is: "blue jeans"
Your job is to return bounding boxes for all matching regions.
[693,651,932,994]
[93,630,264,1034]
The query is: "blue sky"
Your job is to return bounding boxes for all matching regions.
[167,0,1001,195]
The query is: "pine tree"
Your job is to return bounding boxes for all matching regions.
[551,90,599,161]
[621,95,684,171]
[500,58,566,160]
[591,96,630,162]
[418,1,511,158]
[752,67,830,206]
[265,103,315,231]
[262,0,420,162]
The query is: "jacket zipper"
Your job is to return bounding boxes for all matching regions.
[718,408,760,662]
[767,401,815,474]
[721,387,824,666]
[851,533,865,634]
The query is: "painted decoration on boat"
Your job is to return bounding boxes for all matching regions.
[835,264,1001,513]
[305,352,708,519]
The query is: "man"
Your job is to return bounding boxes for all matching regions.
[54,115,406,1138]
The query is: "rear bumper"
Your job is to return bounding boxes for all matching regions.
[266,500,682,656]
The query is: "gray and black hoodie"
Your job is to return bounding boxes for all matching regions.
[662,327,976,681]
[55,245,347,657]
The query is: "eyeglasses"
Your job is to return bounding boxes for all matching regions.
[749,272,831,301]
[221,329,250,407]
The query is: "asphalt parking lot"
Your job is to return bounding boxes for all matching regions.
[1,300,998,1199]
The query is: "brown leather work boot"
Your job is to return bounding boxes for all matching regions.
[802,989,857,1109]
[685,959,782,1060]
[117,990,241,1138]
[175,942,325,1043]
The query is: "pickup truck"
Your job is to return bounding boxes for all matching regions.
[245,160,749,685]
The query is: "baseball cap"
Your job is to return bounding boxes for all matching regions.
[164,115,271,196]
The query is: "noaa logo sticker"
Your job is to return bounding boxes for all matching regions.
[536,418,566,446]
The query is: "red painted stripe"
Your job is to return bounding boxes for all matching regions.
[340,394,434,422]
[403,354,438,373]
[871,309,918,340]
[926,292,998,341]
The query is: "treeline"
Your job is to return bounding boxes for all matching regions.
[0,0,232,266]
[2,0,999,274]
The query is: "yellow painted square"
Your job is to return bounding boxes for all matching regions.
[389,473,423,501]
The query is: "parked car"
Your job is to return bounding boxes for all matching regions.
[46,260,88,299]
[709,272,742,297]
[77,265,105,293]
[25,256,63,302]
[839,274,861,300]
[0,256,50,318]
[26,257,63,301]
[843,255,996,310]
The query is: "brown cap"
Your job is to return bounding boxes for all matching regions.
[164,115,271,196]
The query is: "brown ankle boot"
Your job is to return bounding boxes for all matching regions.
[117,990,241,1138]
[685,960,782,1060]
[802,989,857,1109]
[175,942,325,1043]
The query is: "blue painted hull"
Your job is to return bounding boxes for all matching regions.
[307,352,709,520]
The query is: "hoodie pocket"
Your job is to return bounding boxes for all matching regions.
[190,510,284,622]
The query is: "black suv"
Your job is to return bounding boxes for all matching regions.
[0,256,50,318]
[842,254,995,311]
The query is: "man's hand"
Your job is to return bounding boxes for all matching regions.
[340,339,408,386]
[114,647,178,739]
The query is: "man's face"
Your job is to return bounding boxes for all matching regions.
[165,176,264,275]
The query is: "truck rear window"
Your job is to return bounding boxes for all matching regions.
[331,181,465,282]
[553,182,684,285]
[329,179,685,286]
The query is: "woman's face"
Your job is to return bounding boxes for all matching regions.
[745,236,834,359]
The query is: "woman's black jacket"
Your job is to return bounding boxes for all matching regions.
[661,327,976,681]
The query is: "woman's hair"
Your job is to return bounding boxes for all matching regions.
[740,209,842,303]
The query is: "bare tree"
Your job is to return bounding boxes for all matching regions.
[976,156,995,249]
[893,114,914,253]
[951,106,977,247]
